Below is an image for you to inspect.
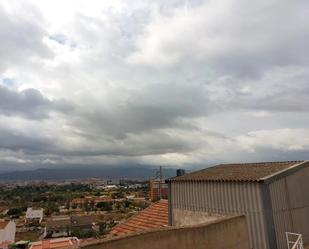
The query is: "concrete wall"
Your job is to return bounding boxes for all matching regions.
[82,216,249,249]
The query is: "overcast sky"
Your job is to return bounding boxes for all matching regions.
[0,0,309,172]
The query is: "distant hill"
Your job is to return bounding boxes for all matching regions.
[0,166,178,181]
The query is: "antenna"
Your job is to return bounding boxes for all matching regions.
[158,166,163,200]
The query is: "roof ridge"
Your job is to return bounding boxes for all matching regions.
[167,160,307,182]
[220,160,304,165]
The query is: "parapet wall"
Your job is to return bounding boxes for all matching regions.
[172,208,225,226]
[82,215,249,249]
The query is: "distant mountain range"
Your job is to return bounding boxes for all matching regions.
[0,166,179,181]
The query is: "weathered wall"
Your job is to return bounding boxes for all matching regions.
[269,164,309,249]
[170,181,268,249]
[82,216,249,249]
[172,209,224,226]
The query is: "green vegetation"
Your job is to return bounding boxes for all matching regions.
[0,181,150,240]
[96,201,113,211]
[0,183,93,216]
[7,207,23,216]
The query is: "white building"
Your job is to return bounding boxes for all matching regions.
[0,220,16,249]
[26,208,43,224]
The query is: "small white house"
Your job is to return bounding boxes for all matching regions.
[26,208,43,224]
[0,220,16,249]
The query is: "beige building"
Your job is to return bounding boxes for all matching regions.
[167,161,309,249]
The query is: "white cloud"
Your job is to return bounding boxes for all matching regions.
[236,129,309,152]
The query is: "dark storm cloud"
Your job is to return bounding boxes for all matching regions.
[0,130,52,153]
[74,82,217,138]
[0,86,72,119]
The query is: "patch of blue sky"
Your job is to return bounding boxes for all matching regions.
[49,33,67,45]
[2,77,14,87]
[49,34,77,48]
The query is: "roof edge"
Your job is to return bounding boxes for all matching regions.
[260,160,308,183]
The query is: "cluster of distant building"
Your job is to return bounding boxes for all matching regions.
[0,219,78,249]
[0,208,44,249]
[1,161,308,249]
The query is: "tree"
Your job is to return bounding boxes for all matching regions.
[44,203,59,216]
[98,222,107,234]
[124,200,132,208]
[7,208,22,216]
[96,201,113,211]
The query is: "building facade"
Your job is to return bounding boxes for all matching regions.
[167,161,309,249]
[26,208,43,224]
[45,215,98,238]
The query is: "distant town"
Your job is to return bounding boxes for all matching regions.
[0,166,170,248]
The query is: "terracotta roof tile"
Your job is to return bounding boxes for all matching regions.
[168,161,305,182]
[111,200,168,236]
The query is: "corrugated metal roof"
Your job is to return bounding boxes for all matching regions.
[111,200,168,236]
[168,161,305,182]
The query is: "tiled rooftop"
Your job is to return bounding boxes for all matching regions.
[168,161,305,182]
[111,200,168,236]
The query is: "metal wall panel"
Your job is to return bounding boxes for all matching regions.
[269,178,292,249]
[171,181,268,249]
[269,165,309,249]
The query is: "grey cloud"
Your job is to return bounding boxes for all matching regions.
[0,3,52,72]
[0,86,72,119]
[73,82,217,138]
[0,126,54,154]
[129,0,309,79]
[219,68,309,113]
